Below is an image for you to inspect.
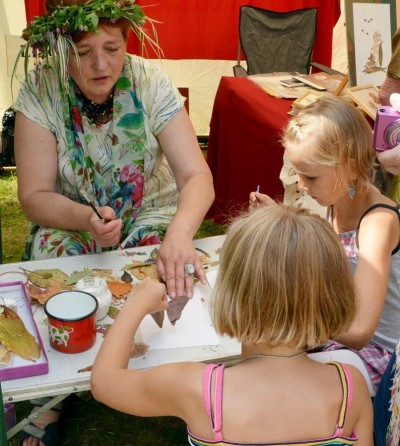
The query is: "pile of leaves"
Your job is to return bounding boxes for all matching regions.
[22,267,133,305]
[21,247,218,330]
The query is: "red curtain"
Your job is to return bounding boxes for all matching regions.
[25,0,45,21]
[24,0,340,66]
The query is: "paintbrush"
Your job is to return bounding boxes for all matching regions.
[255,184,260,206]
[80,189,124,250]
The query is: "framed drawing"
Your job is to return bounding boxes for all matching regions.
[291,90,326,109]
[346,84,380,119]
[345,0,397,87]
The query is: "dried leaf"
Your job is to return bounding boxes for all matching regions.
[130,342,149,358]
[106,306,120,320]
[166,296,189,326]
[26,281,64,305]
[151,310,164,328]
[121,271,133,283]
[124,260,148,270]
[107,281,132,298]
[66,269,93,285]
[129,264,160,281]
[24,268,68,288]
[149,248,159,262]
[66,268,121,285]
[0,306,40,361]
[0,345,12,365]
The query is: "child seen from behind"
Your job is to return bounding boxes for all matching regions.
[91,205,373,445]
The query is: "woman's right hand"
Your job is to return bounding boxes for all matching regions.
[249,191,277,209]
[88,205,123,248]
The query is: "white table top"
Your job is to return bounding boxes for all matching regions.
[0,235,241,403]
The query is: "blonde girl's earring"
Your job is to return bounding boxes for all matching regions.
[348,182,356,199]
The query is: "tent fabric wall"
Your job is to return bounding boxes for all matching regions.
[25,0,340,67]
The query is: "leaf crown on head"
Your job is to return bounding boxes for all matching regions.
[14,0,159,100]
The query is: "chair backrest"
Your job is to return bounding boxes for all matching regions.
[238,6,317,75]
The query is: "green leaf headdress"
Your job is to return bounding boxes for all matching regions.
[13,0,160,99]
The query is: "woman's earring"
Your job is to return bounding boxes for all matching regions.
[348,182,356,199]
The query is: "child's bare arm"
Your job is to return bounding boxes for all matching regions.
[349,366,374,446]
[91,278,205,418]
[336,208,399,349]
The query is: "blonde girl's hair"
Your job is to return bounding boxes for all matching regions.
[281,94,375,191]
[213,205,356,350]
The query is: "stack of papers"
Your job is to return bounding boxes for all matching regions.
[249,72,348,99]
[248,72,309,99]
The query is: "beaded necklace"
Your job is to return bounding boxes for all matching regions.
[76,89,114,128]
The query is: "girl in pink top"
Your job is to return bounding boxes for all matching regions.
[91,205,373,445]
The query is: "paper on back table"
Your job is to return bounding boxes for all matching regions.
[139,286,220,349]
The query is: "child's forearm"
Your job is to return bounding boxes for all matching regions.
[93,300,146,370]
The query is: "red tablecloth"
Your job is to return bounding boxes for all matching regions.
[206,77,292,224]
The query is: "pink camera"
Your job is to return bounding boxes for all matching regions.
[373,106,400,151]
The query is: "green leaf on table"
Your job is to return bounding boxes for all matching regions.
[22,268,68,288]
[66,269,93,285]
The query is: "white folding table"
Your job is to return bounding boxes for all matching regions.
[0,235,241,440]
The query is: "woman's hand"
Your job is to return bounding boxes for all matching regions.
[249,191,277,209]
[378,76,400,106]
[126,277,168,316]
[88,206,123,248]
[155,108,214,299]
[156,230,202,299]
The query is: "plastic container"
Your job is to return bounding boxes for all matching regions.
[75,277,112,321]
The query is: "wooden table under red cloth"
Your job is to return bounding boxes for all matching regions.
[206,76,293,225]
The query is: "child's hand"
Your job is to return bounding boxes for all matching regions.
[126,277,169,315]
[249,191,277,209]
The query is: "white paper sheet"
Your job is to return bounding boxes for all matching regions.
[139,287,220,349]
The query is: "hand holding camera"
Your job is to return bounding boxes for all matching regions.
[373,93,400,151]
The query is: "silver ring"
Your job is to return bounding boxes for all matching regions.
[184,262,195,276]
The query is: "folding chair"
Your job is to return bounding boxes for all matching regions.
[233,6,317,76]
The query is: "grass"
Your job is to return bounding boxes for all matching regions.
[0,170,29,263]
[0,169,227,445]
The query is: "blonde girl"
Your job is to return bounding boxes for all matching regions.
[251,95,400,392]
[92,205,372,445]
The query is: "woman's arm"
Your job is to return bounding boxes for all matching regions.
[336,208,399,349]
[155,108,215,298]
[14,112,122,247]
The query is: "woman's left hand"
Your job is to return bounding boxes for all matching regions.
[156,231,204,299]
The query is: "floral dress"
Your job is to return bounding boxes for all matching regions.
[14,55,184,260]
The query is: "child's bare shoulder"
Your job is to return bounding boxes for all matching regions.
[342,364,372,403]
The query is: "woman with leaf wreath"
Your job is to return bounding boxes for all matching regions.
[13,0,214,304]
